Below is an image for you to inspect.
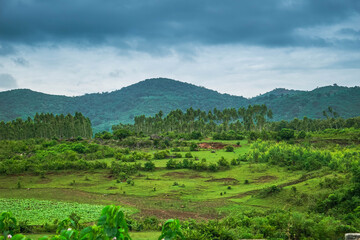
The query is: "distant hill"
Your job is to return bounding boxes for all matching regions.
[1,78,359,132]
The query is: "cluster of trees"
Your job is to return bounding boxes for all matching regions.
[246,140,360,172]
[111,105,360,141]
[0,113,92,140]
[269,108,360,132]
[112,105,273,135]
[0,139,117,175]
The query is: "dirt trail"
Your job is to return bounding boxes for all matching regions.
[227,173,328,200]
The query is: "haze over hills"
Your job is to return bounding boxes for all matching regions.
[1,78,359,132]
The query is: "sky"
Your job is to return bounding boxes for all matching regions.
[0,0,359,98]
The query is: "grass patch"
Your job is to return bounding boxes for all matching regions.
[0,198,131,225]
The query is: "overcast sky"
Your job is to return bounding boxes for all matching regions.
[0,0,359,98]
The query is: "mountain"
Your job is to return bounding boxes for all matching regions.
[1,78,359,132]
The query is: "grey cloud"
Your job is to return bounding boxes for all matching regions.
[0,0,359,50]
[338,28,360,36]
[12,57,29,67]
[109,70,125,78]
[0,74,18,88]
[0,43,16,55]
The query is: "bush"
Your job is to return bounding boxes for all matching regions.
[258,185,282,198]
[225,145,234,152]
[297,130,307,139]
[172,153,182,158]
[166,159,180,169]
[189,143,198,151]
[208,163,218,172]
[217,157,230,169]
[143,161,155,171]
[185,152,193,158]
[190,131,202,140]
[153,150,170,159]
[278,128,295,140]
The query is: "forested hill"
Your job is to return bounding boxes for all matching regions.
[1,78,359,132]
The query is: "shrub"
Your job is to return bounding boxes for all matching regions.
[166,159,180,169]
[217,157,230,169]
[189,143,198,151]
[171,147,181,152]
[143,161,155,171]
[225,145,234,152]
[258,185,282,198]
[278,128,295,140]
[153,150,170,159]
[172,153,182,158]
[208,163,219,172]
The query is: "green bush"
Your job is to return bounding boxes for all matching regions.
[143,161,155,171]
[225,145,234,152]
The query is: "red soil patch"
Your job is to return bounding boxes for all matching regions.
[198,142,226,149]
[198,142,241,150]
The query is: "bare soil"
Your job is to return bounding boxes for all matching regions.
[198,142,226,149]
[205,177,238,182]
[162,172,204,179]
[254,175,278,183]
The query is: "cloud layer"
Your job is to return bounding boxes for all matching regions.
[0,0,359,97]
[1,0,359,49]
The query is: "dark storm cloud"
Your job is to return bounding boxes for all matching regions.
[0,74,18,88]
[0,0,359,49]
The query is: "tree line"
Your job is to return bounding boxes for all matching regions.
[112,105,273,135]
[110,105,360,139]
[0,112,92,140]
[269,106,360,132]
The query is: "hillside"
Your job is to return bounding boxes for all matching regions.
[1,78,359,132]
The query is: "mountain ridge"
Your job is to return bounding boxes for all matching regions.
[1,78,360,132]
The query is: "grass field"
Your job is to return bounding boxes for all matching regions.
[0,144,311,223]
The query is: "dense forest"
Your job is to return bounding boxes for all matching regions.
[0,78,359,132]
[0,112,92,140]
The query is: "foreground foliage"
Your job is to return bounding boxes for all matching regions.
[0,205,184,240]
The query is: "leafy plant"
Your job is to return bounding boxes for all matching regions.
[97,205,131,240]
[158,219,184,240]
[0,212,17,237]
